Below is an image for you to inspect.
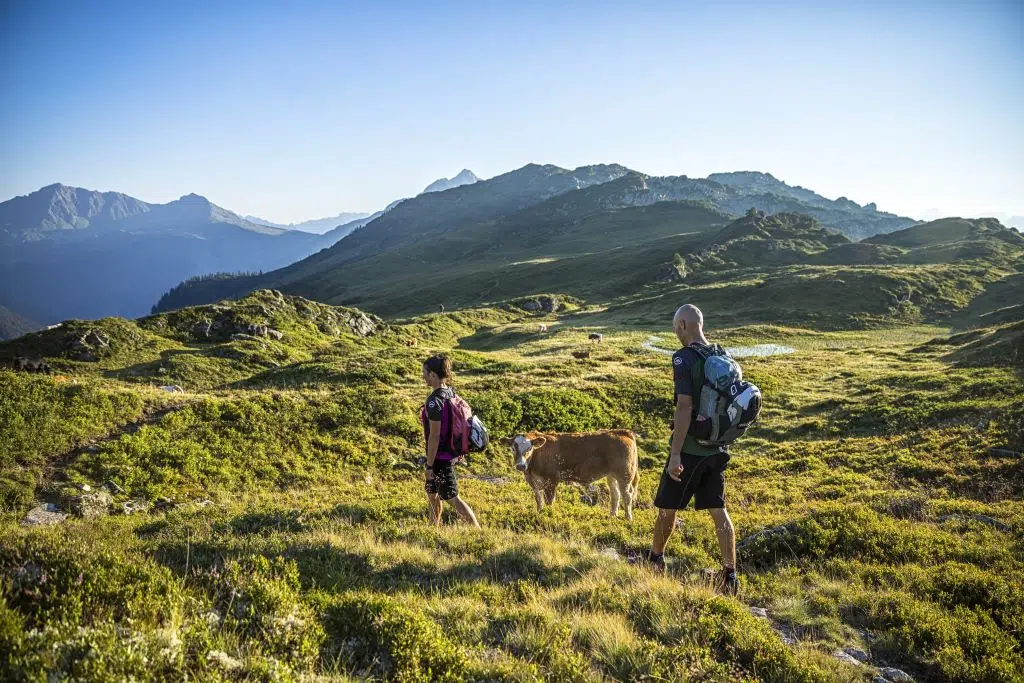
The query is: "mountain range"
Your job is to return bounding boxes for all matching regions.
[152,163,925,317]
[14,163,1013,331]
[0,184,347,324]
[243,212,371,234]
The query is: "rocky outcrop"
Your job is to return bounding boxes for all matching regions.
[516,295,560,314]
[67,328,110,362]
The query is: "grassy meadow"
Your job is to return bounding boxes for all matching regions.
[1,286,1022,682]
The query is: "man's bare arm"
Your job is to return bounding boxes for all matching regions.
[667,395,692,480]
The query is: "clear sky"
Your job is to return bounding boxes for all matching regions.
[1,0,1021,223]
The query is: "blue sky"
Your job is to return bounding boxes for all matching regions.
[1,0,1021,223]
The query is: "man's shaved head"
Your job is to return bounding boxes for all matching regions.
[674,304,703,329]
[673,304,705,344]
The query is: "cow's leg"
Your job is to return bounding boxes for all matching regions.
[528,474,546,511]
[608,476,621,517]
[544,481,558,506]
[621,474,635,521]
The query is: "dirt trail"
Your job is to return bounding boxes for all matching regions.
[45,402,193,484]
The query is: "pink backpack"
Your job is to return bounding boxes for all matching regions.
[420,391,473,456]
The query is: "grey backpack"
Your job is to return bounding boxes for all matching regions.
[690,344,762,446]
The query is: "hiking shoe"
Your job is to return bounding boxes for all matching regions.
[720,568,740,596]
[627,551,666,574]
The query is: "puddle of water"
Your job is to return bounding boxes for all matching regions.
[727,344,796,358]
[642,337,795,358]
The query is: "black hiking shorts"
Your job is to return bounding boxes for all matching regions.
[425,460,458,501]
[654,452,730,511]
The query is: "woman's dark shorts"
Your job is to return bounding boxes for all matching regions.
[425,460,458,501]
[654,452,730,510]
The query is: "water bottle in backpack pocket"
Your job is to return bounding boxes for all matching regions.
[690,344,762,446]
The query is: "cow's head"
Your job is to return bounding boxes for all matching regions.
[500,434,547,473]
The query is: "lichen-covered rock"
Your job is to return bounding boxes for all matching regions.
[71,489,113,518]
[22,503,68,526]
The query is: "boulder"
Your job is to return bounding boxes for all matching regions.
[347,312,378,337]
[748,606,769,619]
[248,323,270,338]
[22,503,68,526]
[522,300,542,312]
[844,647,870,663]
[266,329,284,341]
[71,489,113,518]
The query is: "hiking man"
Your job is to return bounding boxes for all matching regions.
[421,354,481,527]
[647,304,738,594]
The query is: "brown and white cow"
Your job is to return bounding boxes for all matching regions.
[502,430,639,520]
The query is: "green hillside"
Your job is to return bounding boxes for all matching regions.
[2,287,1023,681]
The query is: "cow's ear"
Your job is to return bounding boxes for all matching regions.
[531,436,548,449]
[497,436,514,446]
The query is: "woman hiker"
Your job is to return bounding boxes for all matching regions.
[421,354,481,527]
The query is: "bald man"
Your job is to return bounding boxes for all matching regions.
[646,304,738,595]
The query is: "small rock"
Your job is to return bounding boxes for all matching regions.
[833,650,864,667]
[121,499,152,515]
[22,504,69,526]
[80,483,92,492]
[844,647,870,663]
[878,668,914,683]
[103,481,126,494]
[71,490,113,518]
[159,385,184,393]
[748,606,769,619]
[266,329,284,341]
[599,547,620,560]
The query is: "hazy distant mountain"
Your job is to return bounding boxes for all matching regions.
[422,169,480,194]
[0,304,40,341]
[244,211,371,234]
[0,184,341,323]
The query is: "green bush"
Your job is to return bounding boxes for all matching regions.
[514,388,613,433]
[323,592,468,682]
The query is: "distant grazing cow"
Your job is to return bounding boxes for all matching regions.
[501,430,639,519]
[14,357,50,373]
[588,333,603,343]
[571,350,591,360]
[538,324,548,333]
